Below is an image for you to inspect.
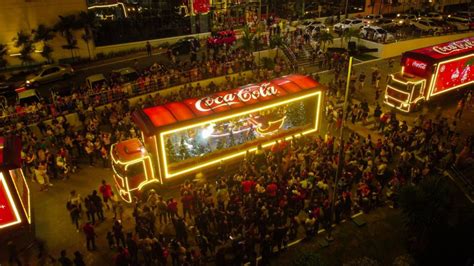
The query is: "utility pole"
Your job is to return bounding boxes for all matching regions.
[344,0,349,19]
[190,0,196,34]
[326,56,353,241]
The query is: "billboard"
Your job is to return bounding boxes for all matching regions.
[431,54,474,96]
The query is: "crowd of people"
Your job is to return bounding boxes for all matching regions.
[5,25,473,266]
[0,46,259,132]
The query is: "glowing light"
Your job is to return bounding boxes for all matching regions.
[428,53,474,100]
[87,3,128,17]
[9,169,30,224]
[201,124,215,139]
[0,173,22,229]
[159,90,323,178]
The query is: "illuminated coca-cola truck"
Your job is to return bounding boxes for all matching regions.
[0,136,33,247]
[385,37,474,112]
[110,74,325,202]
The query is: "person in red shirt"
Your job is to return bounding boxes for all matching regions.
[99,180,113,210]
[167,198,178,219]
[181,191,194,220]
[241,177,255,194]
[83,222,97,251]
[266,180,278,198]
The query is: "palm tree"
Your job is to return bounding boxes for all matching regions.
[269,34,285,58]
[32,24,55,63]
[341,28,360,48]
[12,31,35,66]
[241,25,256,53]
[78,11,100,60]
[318,31,334,51]
[0,44,8,69]
[55,15,81,62]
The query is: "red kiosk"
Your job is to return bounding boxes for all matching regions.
[0,136,34,252]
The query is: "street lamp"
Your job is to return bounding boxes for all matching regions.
[344,0,349,19]
[327,56,353,241]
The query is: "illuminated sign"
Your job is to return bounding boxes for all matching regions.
[408,37,474,60]
[404,57,430,77]
[195,83,279,112]
[0,173,22,229]
[160,90,323,178]
[430,53,474,96]
[10,169,31,224]
[433,38,474,55]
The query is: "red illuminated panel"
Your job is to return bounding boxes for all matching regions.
[410,37,474,60]
[164,102,196,122]
[432,54,474,95]
[0,173,22,229]
[143,106,178,127]
[285,75,319,90]
[404,57,430,77]
[10,169,31,223]
[193,0,210,14]
[140,74,321,130]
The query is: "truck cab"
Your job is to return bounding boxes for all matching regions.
[385,73,427,112]
[110,139,156,203]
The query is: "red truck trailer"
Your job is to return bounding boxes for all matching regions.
[110,74,325,202]
[384,37,474,112]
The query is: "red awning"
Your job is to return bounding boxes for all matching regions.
[137,74,321,132]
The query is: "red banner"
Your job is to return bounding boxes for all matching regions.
[404,57,430,78]
[433,54,474,95]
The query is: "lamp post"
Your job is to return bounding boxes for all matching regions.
[344,0,349,19]
[326,56,353,241]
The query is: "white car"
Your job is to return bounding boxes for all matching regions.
[392,14,417,26]
[297,20,326,31]
[420,12,444,21]
[412,19,443,34]
[360,26,395,43]
[333,19,364,33]
[362,14,383,25]
[446,16,471,31]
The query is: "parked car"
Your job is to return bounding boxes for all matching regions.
[419,12,444,21]
[207,30,236,48]
[455,11,474,19]
[17,89,42,106]
[362,14,383,25]
[428,20,456,33]
[25,64,74,87]
[333,19,364,33]
[85,74,107,89]
[0,82,17,100]
[412,19,443,34]
[375,18,396,28]
[446,16,471,31]
[169,37,200,56]
[299,20,328,34]
[111,67,139,84]
[360,25,395,43]
[392,14,417,26]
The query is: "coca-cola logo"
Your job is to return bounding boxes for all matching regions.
[432,39,474,55]
[412,61,427,70]
[195,83,279,112]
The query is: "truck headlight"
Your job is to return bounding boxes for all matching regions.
[402,102,409,108]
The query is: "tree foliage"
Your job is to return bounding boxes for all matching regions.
[399,175,474,265]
